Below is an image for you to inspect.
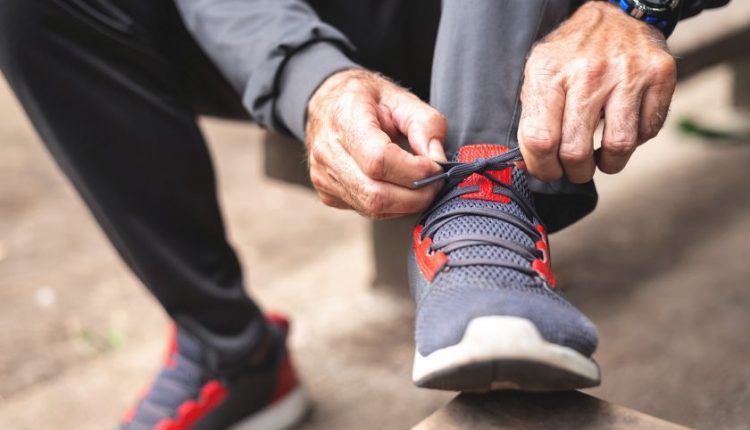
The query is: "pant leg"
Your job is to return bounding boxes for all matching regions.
[0,0,265,371]
[429,0,598,232]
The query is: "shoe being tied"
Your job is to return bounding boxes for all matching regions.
[409,144,600,392]
[119,313,310,430]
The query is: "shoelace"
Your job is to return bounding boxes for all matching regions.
[413,147,546,279]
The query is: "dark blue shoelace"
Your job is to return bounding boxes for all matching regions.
[413,147,546,279]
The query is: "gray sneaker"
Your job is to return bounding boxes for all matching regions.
[119,313,310,430]
[409,144,600,392]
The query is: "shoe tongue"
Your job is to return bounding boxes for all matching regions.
[455,144,511,163]
[453,144,523,203]
[175,329,206,364]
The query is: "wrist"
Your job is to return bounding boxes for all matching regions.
[578,1,667,42]
[591,0,680,36]
[308,69,370,115]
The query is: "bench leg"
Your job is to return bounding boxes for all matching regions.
[732,56,750,111]
[371,216,417,295]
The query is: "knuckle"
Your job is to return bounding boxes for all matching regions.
[526,57,559,79]
[650,53,677,79]
[362,184,386,216]
[522,128,559,156]
[426,110,447,128]
[603,137,635,156]
[309,171,328,192]
[309,144,325,163]
[340,77,366,93]
[559,146,592,165]
[309,171,323,188]
[319,193,335,206]
[573,58,607,81]
[362,150,386,180]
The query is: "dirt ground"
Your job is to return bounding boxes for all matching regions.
[1,48,749,430]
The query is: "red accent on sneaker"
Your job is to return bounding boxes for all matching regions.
[266,312,290,335]
[457,144,512,203]
[165,324,178,368]
[120,384,151,424]
[265,312,299,404]
[413,225,448,282]
[532,224,557,288]
[153,380,228,430]
[271,351,299,403]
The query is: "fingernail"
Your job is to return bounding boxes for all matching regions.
[428,138,447,162]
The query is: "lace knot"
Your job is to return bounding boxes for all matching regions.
[413,147,522,189]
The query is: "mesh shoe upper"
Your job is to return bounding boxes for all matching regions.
[120,316,299,430]
[410,144,598,357]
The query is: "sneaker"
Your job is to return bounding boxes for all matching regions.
[408,144,600,392]
[119,313,310,430]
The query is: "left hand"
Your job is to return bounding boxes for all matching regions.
[518,1,677,183]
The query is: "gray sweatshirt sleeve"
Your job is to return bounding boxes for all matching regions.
[175,0,360,140]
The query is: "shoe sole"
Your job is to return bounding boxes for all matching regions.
[412,316,601,392]
[229,386,311,430]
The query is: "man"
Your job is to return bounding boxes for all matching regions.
[0,0,729,429]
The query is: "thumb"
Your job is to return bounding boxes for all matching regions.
[382,89,448,162]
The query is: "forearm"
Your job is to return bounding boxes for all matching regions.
[175,0,360,139]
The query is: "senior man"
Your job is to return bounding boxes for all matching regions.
[0,0,728,429]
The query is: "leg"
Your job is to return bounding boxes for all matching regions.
[0,3,311,427]
[430,0,597,232]
[431,0,570,149]
[408,1,600,392]
[0,0,263,372]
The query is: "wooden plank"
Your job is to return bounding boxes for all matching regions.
[412,391,690,430]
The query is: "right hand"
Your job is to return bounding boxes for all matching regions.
[305,69,448,219]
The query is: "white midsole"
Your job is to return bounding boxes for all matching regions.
[412,316,600,383]
[229,386,310,430]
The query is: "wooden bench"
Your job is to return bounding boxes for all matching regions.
[412,391,689,430]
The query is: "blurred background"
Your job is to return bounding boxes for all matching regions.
[1,3,749,430]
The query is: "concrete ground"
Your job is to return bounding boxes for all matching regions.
[1,43,749,430]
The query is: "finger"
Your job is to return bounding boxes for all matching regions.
[518,68,565,182]
[381,88,448,162]
[559,81,607,184]
[638,82,675,144]
[309,161,351,210]
[639,54,677,143]
[597,84,642,174]
[321,131,441,217]
[340,104,441,188]
[318,191,350,210]
[353,179,441,219]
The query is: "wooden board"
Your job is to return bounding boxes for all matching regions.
[412,391,690,430]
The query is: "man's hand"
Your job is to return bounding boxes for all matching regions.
[306,69,447,219]
[518,1,677,183]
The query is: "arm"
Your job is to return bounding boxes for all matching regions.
[518,0,734,183]
[176,0,448,219]
[518,1,676,183]
[175,0,359,140]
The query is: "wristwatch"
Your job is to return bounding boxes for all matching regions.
[608,0,682,36]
